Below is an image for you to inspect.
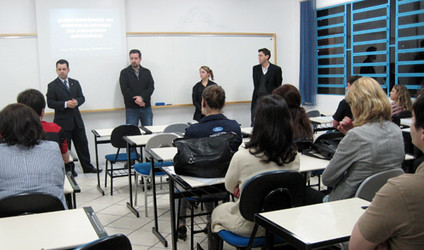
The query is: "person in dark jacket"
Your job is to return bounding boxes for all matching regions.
[178,85,242,240]
[119,49,155,126]
[192,66,217,121]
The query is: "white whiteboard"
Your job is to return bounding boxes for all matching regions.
[0,37,40,110]
[127,33,275,105]
[0,33,275,111]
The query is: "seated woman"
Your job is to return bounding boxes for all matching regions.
[390,84,413,117]
[272,84,313,151]
[322,77,405,202]
[178,85,242,240]
[208,95,299,249]
[0,103,66,208]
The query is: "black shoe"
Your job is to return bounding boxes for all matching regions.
[197,243,204,250]
[202,225,208,234]
[83,166,102,174]
[177,226,187,241]
[123,160,136,168]
[71,168,78,177]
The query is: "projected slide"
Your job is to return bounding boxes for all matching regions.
[50,9,121,56]
[36,0,127,111]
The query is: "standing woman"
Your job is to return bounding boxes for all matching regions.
[192,66,217,121]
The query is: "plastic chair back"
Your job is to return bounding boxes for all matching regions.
[306,109,320,118]
[110,124,141,148]
[163,123,189,133]
[74,234,132,250]
[146,133,179,150]
[0,192,65,218]
[239,170,305,222]
[355,168,404,202]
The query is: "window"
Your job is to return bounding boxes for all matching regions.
[316,0,424,96]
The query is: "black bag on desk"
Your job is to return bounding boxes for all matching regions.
[172,132,236,178]
[302,131,344,160]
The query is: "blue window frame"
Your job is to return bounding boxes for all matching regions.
[316,0,424,96]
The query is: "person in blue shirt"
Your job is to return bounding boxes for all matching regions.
[185,85,242,152]
[178,85,242,240]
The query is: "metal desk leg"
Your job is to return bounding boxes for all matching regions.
[126,142,139,217]
[151,160,167,247]
[169,178,177,250]
[93,134,105,195]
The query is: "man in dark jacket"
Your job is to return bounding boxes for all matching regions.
[119,49,155,126]
[251,48,282,124]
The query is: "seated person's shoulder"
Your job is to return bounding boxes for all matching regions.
[41,121,62,132]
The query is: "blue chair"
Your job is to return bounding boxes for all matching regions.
[104,125,141,195]
[216,170,305,249]
[133,133,179,217]
[74,234,132,250]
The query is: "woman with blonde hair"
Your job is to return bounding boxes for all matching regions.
[390,84,413,116]
[192,66,217,121]
[322,77,404,202]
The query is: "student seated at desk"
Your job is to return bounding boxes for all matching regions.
[178,85,242,240]
[185,85,242,151]
[208,95,300,249]
[332,75,362,128]
[390,84,413,117]
[17,89,73,171]
[322,77,404,202]
[0,104,66,208]
[350,94,424,250]
[272,84,313,151]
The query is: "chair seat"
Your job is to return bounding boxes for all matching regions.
[105,152,140,162]
[133,161,173,175]
[217,230,283,248]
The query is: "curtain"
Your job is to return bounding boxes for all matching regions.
[299,0,317,106]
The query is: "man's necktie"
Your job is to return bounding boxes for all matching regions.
[64,80,70,91]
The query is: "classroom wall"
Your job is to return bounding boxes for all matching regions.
[0,0,306,165]
[316,0,352,9]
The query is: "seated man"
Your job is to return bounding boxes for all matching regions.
[332,75,361,128]
[17,89,74,175]
[349,94,424,250]
[178,85,242,240]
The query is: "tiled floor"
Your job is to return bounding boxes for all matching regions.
[74,162,220,250]
[74,162,323,250]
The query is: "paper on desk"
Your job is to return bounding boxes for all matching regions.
[310,116,333,124]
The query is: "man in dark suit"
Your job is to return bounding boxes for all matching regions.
[46,59,100,175]
[251,48,283,124]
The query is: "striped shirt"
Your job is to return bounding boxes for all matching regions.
[0,140,66,208]
[391,101,405,116]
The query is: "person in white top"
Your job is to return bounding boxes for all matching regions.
[209,95,298,250]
